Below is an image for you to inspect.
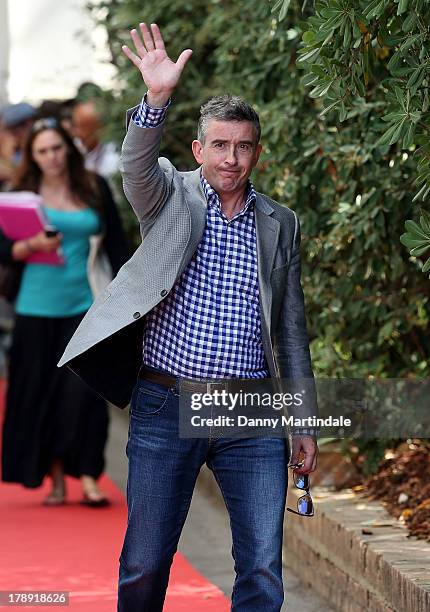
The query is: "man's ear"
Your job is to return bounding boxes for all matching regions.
[253,143,263,166]
[192,139,204,165]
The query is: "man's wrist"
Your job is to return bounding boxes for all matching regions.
[146,90,173,109]
[290,431,319,440]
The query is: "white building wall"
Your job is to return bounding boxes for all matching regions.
[0,0,10,106]
[6,0,116,104]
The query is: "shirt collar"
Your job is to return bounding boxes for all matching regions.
[200,171,256,214]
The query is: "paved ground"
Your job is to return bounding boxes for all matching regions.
[106,405,335,611]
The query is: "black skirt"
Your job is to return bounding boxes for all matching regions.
[1,313,109,488]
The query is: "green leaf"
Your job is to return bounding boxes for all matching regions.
[321,28,335,47]
[297,47,321,63]
[423,90,429,112]
[309,81,333,98]
[394,86,405,108]
[397,0,408,15]
[353,73,366,97]
[403,123,415,148]
[387,50,402,72]
[279,0,291,22]
[271,0,291,20]
[376,121,404,147]
[413,184,430,202]
[339,101,347,122]
[302,73,320,87]
[402,12,418,32]
[405,219,430,239]
[420,210,430,234]
[319,99,341,117]
[366,0,385,19]
[302,31,315,44]
[410,244,430,256]
[389,120,407,145]
[407,67,423,89]
[422,255,430,273]
[382,112,407,123]
[363,0,381,17]
[399,234,428,248]
[399,33,421,53]
[343,22,352,49]
[351,16,361,39]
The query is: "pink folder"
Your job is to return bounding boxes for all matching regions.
[0,192,64,265]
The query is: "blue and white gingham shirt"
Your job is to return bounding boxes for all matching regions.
[133,98,270,379]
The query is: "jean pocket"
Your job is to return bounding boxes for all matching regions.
[131,381,170,417]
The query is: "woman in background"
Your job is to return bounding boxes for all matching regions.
[1,118,129,506]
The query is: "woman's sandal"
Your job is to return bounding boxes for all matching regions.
[43,488,66,506]
[80,486,110,508]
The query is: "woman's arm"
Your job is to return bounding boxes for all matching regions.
[0,229,33,263]
[10,232,62,262]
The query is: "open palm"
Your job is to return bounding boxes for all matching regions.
[122,23,192,95]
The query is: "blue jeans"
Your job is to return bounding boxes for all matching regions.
[118,375,289,611]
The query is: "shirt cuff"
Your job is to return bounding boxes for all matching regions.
[132,94,171,128]
[290,428,320,438]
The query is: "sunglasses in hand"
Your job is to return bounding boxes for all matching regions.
[286,463,314,518]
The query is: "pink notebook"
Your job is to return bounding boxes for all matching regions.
[0,192,64,265]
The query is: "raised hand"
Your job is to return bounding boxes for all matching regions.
[122,23,193,107]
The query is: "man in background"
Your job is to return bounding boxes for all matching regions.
[73,98,119,180]
[0,102,36,184]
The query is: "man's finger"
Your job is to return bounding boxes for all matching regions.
[151,23,166,51]
[300,444,318,474]
[310,448,319,472]
[121,45,142,69]
[139,22,155,52]
[291,439,316,475]
[288,446,301,469]
[130,28,147,58]
[294,455,313,474]
[176,49,193,72]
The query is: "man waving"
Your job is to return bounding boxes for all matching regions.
[59,23,318,611]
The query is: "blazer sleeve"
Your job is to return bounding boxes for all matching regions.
[120,107,172,225]
[273,213,319,436]
[96,175,131,275]
[275,214,314,379]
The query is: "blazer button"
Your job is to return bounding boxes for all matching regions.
[133,312,141,320]
[160,289,168,297]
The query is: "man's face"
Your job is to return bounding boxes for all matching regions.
[192,120,262,197]
[72,102,101,152]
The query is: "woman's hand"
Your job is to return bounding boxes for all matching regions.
[27,231,62,253]
[12,231,62,261]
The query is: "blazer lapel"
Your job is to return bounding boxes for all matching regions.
[255,194,280,332]
[179,167,208,275]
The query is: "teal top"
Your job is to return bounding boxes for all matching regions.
[16,206,101,317]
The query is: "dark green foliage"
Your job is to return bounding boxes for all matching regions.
[292,0,430,272]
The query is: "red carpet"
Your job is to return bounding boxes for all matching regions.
[0,380,230,611]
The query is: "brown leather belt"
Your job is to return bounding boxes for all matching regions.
[139,367,176,388]
[139,366,270,394]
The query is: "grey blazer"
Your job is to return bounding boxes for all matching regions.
[58,114,314,411]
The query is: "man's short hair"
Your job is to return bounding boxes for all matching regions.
[197,95,261,145]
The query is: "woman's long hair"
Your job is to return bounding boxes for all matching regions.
[11,118,101,210]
